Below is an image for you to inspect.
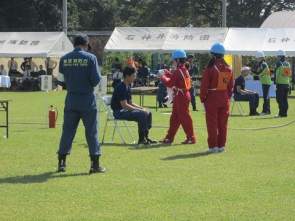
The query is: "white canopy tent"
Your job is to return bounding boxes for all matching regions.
[223,28,295,56]
[0,32,73,58]
[104,27,228,53]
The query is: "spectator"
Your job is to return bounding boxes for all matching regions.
[233,67,259,116]
[126,56,139,68]
[21,57,28,72]
[187,54,199,111]
[138,58,149,86]
[45,57,58,75]
[157,79,168,108]
[156,59,164,70]
[8,57,18,75]
[38,65,47,76]
[27,57,38,72]
[111,57,122,73]
[112,68,123,88]
[0,64,7,76]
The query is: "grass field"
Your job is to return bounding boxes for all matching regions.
[0,91,295,220]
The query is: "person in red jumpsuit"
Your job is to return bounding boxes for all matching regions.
[200,43,233,153]
[159,49,196,144]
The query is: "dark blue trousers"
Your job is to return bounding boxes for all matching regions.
[276,84,289,116]
[57,92,101,156]
[234,93,259,110]
[113,109,152,133]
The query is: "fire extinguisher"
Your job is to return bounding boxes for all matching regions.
[49,105,58,128]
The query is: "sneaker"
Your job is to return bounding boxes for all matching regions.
[138,138,150,145]
[249,112,260,116]
[89,166,106,174]
[260,112,267,116]
[147,137,158,144]
[205,147,218,153]
[218,147,226,153]
[275,114,281,118]
[159,137,173,143]
[181,138,196,144]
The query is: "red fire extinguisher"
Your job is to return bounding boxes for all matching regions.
[49,105,58,128]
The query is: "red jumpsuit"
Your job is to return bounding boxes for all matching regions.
[200,60,233,149]
[161,65,196,142]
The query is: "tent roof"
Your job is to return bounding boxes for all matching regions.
[0,32,74,58]
[104,27,228,53]
[223,28,295,56]
[260,11,295,28]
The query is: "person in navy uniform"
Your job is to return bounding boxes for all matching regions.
[56,33,105,174]
[111,66,157,145]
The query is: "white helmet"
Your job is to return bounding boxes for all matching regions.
[255,51,265,58]
[277,50,285,56]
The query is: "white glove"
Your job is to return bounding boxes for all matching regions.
[158,69,165,77]
[201,103,205,111]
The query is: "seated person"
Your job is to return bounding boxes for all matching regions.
[0,64,7,76]
[234,67,260,116]
[138,58,149,86]
[112,68,123,88]
[244,69,254,81]
[157,81,168,108]
[111,66,157,145]
[111,58,122,73]
[38,65,47,76]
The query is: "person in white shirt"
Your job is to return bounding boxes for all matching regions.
[27,57,38,72]
[0,64,7,76]
[45,57,58,75]
[7,57,18,75]
[112,68,123,88]
[23,65,31,77]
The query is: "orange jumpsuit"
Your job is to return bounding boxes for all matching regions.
[200,60,233,149]
[161,65,196,142]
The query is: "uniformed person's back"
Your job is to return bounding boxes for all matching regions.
[56,33,106,174]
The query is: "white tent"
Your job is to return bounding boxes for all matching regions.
[223,28,295,56]
[0,32,74,58]
[104,27,228,53]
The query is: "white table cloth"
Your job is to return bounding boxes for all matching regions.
[0,76,11,88]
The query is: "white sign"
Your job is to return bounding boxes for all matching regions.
[95,76,107,95]
[41,75,53,91]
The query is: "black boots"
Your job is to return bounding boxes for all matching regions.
[57,154,67,172]
[145,130,158,144]
[138,131,150,145]
[159,102,167,108]
[138,131,158,145]
[89,155,106,174]
[249,109,260,116]
[192,104,198,111]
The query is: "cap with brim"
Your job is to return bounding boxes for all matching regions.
[241,67,250,72]
[74,33,92,51]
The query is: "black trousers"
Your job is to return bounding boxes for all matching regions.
[276,84,289,116]
[261,84,270,113]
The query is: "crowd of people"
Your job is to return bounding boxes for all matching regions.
[54,33,292,174]
[0,57,58,91]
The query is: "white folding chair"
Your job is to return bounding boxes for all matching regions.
[98,96,135,144]
[230,96,247,116]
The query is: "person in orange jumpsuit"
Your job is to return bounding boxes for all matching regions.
[200,43,233,153]
[126,56,139,68]
[159,49,196,144]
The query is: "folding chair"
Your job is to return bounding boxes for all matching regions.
[230,96,247,116]
[98,96,135,144]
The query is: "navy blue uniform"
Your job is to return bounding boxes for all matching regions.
[57,47,102,156]
[111,82,152,133]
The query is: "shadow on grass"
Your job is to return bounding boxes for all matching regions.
[0,172,89,184]
[161,152,211,160]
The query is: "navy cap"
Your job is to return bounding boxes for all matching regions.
[74,33,92,51]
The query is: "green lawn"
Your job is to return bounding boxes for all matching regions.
[0,91,294,220]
